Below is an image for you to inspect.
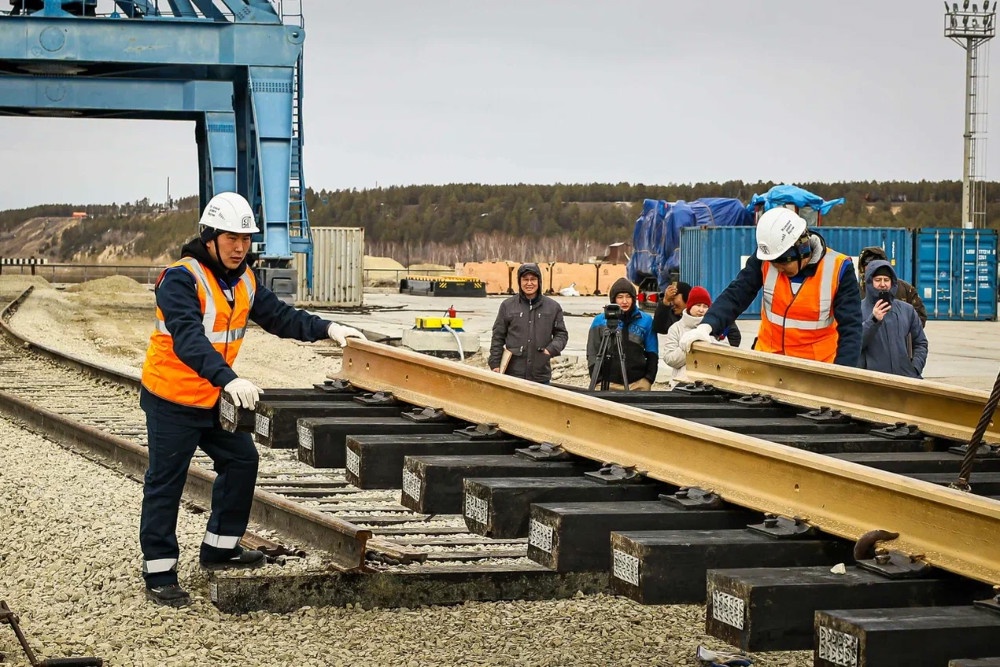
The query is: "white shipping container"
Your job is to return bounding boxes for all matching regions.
[295,227,364,306]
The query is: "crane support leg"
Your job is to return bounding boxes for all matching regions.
[197,111,238,204]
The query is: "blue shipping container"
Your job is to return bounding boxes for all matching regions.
[915,228,997,321]
[680,226,914,319]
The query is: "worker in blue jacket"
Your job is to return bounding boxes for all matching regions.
[587,278,659,389]
[139,192,365,607]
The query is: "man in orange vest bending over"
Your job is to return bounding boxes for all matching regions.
[680,207,862,366]
[139,192,365,607]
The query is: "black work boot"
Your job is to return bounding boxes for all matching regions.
[146,583,191,607]
[200,546,265,571]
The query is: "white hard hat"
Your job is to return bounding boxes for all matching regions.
[755,207,807,261]
[198,192,260,234]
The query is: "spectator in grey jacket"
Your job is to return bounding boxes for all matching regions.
[489,263,568,383]
[860,260,928,379]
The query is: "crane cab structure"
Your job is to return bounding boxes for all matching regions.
[0,0,313,300]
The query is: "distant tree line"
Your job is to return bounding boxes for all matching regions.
[304,180,986,263]
[0,181,992,264]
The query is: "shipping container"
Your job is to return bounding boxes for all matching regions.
[679,226,914,318]
[679,226,760,315]
[818,227,914,284]
[294,227,364,306]
[914,228,997,321]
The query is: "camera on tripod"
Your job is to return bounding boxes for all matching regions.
[589,303,630,392]
[604,303,622,329]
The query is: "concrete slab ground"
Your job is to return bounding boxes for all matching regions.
[313,291,1000,392]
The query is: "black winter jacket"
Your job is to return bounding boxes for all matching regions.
[489,293,568,383]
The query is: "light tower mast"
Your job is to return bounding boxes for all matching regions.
[944,0,996,229]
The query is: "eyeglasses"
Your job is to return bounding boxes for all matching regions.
[770,240,811,265]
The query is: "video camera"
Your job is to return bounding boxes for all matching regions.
[604,303,622,329]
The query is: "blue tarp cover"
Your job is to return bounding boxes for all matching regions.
[627,197,753,291]
[747,184,845,216]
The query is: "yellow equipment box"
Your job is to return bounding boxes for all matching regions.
[414,317,464,329]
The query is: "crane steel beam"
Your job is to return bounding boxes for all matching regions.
[685,343,1000,443]
[0,16,302,69]
[338,340,1000,585]
[0,75,232,115]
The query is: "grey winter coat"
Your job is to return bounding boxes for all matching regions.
[860,260,928,378]
[489,291,568,384]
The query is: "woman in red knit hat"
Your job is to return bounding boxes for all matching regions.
[661,286,721,386]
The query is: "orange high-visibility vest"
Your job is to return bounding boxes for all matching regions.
[757,250,849,363]
[141,258,257,408]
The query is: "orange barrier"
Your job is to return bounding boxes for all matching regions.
[595,263,628,296]
[543,262,628,296]
[457,261,517,294]
[459,261,628,296]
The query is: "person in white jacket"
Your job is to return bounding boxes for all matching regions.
[662,286,717,385]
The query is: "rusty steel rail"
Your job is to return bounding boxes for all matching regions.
[340,339,1000,586]
[0,388,371,570]
[0,285,143,389]
[686,342,1000,443]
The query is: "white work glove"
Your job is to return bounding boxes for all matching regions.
[328,322,366,347]
[224,378,261,410]
[680,323,713,352]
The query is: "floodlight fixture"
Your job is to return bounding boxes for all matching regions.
[986,0,992,10]
[965,0,970,9]
[974,3,979,12]
[955,2,960,10]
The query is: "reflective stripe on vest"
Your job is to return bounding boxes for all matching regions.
[141,259,257,408]
[757,250,848,362]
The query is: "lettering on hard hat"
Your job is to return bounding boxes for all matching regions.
[241,215,253,229]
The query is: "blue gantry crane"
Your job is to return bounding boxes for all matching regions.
[0,0,313,299]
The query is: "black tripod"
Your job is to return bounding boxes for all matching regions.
[588,324,630,392]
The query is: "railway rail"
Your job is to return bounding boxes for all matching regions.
[4,285,1000,665]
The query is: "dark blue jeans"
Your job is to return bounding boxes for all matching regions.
[139,389,258,587]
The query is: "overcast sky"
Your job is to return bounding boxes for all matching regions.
[0,1,990,208]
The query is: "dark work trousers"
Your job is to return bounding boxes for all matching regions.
[138,388,259,588]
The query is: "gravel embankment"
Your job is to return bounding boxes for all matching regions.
[0,279,811,666]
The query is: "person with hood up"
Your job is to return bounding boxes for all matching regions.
[858,246,927,327]
[139,192,365,607]
[661,286,723,385]
[489,263,568,383]
[586,277,659,390]
[680,207,862,366]
[860,259,928,378]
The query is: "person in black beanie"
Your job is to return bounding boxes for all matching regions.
[586,277,659,390]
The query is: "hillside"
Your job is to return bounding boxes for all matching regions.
[0,180,991,265]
